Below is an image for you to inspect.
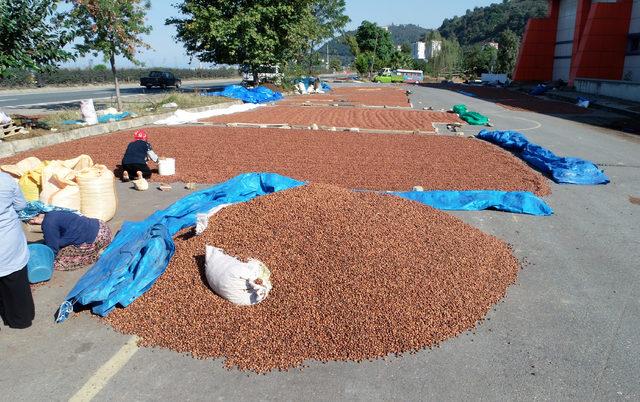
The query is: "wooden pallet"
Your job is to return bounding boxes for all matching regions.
[1,122,28,139]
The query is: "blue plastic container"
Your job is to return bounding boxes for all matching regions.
[27,244,55,283]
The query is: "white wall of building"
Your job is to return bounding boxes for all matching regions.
[425,40,441,61]
[412,42,426,60]
[553,0,578,81]
[412,40,441,61]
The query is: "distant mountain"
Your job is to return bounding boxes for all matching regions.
[318,23,432,65]
[438,0,548,46]
[387,24,432,47]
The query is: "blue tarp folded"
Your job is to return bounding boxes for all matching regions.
[204,85,283,104]
[392,190,553,216]
[457,90,478,98]
[477,130,610,185]
[56,172,553,322]
[56,172,304,322]
[63,112,131,125]
[529,84,549,96]
[97,112,131,124]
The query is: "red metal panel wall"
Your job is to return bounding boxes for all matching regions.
[570,0,633,82]
[513,0,560,81]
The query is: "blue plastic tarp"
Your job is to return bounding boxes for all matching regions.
[529,84,549,96]
[97,112,131,123]
[204,85,283,104]
[56,172,553,322]
[392,190,552,216]
[63,112,131,125]
[477,130,609,185]
[56,172,304,322]
[457,90,478,98]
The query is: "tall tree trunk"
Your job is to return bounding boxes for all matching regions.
[252,66,259,86]
[110,53,122,111]
[308,41,315,75]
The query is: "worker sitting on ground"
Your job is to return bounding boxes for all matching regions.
[121,129,158,181]
[29,211,112,271]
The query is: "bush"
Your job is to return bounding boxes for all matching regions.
[0,67,240,87]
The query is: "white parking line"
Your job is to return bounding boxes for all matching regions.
[0,98,17,101]
[68,336,140,402]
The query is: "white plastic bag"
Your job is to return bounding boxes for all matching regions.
[296,82,308,94]
[195,203,232,235]
[80,99,98,125]
[205,245,272,305]
[0,111,12,124]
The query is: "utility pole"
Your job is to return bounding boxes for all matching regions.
[326,43,329,70]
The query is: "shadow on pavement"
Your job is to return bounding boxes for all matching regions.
[421,83,640,135]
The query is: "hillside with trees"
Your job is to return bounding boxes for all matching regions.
[318,24,431,65]
[438,0,548,46]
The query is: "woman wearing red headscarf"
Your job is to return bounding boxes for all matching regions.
[120,129,159,181]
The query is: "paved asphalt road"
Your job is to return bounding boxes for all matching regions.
[0,84,638,401]
[0,79,241,109]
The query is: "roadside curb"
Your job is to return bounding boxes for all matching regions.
[0,78,240,95]
[544,92,640,119]
[0,100,242,158]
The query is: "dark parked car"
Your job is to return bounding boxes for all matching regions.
[140,71,182,89]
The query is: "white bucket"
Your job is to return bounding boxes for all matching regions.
[158,158,175,176]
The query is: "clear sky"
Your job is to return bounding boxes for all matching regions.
[68,0,499,69]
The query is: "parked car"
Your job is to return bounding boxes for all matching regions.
[140,71,182,89]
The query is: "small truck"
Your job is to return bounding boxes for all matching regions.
[140,71,182,89]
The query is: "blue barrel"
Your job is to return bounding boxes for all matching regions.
[27,244,55,283]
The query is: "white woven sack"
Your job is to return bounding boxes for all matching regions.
[204,245,272,305]
[75,165,117,221]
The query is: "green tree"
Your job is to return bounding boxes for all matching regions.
[170,1,336,83]
[353,52,376,75]
[63,0,151,111]
[422,30,442,42]
[439,0,547,46]
[400,43,412,55]
[0,0,74,78]
[389,50,414,70]
[463,44,498,77]
[412,59,428,73]
[304,0,350,73]
[430,38,462,78]
[354,21,395,77]
[497,29,520,76]
[329,58,342,72]
[343,34,360,57]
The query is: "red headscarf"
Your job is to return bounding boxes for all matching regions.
[134,129,148,141]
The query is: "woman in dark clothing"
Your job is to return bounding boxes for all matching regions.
[29,211,112,271]
[121,129,158,181]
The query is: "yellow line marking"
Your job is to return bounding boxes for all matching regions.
[69,336,140,402]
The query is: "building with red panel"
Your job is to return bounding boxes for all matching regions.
[514,0,640,89]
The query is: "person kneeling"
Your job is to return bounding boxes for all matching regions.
[121,129,159,181]
[30,211,112,271]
